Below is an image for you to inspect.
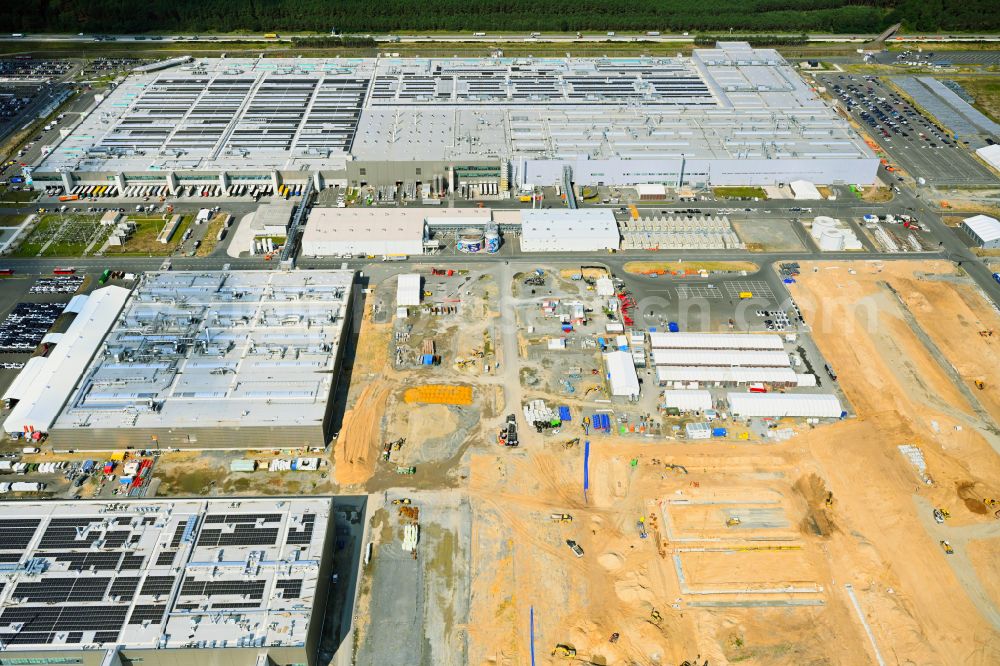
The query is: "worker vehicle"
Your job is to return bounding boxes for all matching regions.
[53,267,76,275]
[975,379,985,390]
[550,513,573,523]
[725,517,741,527]
[566,539,584,557]
[738,291,753,299]
[940,540,954,555]
[933,508,947,524]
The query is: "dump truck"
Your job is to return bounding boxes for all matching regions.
[549,513,573,523]
[566,539,584,557]
[940,540,954,555]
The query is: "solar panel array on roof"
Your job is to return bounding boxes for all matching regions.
[0,498,336,655]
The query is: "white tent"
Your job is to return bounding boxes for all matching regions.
[663,390,712,412]
[960,214,1000,249]
[975,144,1000,171]
[595,277,615,297]
[604,351,640,398]
[790,180,822,200]
[727,392,843,418]
[396,274,422,307]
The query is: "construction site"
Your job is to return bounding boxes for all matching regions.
[317,256,997,665]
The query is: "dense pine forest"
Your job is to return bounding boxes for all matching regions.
[2,0,998,36]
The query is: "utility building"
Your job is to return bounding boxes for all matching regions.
[961,214,1000,249]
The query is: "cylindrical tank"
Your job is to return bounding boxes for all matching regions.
[458,227,484,253]
[484,225,501,253]
[819,229,845,251]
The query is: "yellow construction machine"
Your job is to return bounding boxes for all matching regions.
[551,644,577,658]
[725,516,742,527]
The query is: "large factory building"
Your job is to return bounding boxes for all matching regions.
[0,497,355,666]
[32,43,877,196]
[38,270,355,451]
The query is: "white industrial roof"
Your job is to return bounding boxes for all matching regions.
[635,184,668,196]
[649,332,784,350]
[3,285,131,436]
[605,351,640,397]
[64,293,89,314]
[397,273,422,307]
[652,349,790,367]
[50,271,352,434]
[963,214,1000,244]
[37,46,874,178]
[790,180,822,200]
[520,209,619,241]
[1,356,47,404]
[976,144,1000,171]
[596,277,615,297]
[0,497,333,652]
[306,208,429,243]
[656,365,798,384]
[662,389,712,411]
[727,392,843,417]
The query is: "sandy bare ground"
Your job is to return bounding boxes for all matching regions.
[458,259,1000,666]
[788,260,1000,664]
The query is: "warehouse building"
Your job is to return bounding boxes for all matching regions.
[32,44,877,195]
[727,392,844,418]
[656,365,801,387]
[960,214,1000,249]
[3,286,132,439]
[649,332,784,351]
[520,209,620,253]
[652,349,791,367]
[663,389,713,412]
[0,497,343,666]
[46,270,354,450]
[605,351,640,398]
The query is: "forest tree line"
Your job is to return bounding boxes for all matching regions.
[2,0,998,36]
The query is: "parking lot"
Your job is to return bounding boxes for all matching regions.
[821,74,998,187]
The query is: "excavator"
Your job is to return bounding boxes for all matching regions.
[725,516,742,527]
[391,498,412,506]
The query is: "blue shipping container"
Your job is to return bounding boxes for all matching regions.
[82,460,95,473]
[783,278,795,284]
[711,427,728,437]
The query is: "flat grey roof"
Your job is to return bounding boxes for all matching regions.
[0,497,331,651]
[51,270,353,433]
[38,44,872,174]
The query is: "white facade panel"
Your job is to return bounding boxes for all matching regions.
[663,389,712,412]
[605,350,640,397]
[648,332,784,350]
[653,349,790,367]
[656,365,798,385]
[726,392,843,417]
[520,209,620,253]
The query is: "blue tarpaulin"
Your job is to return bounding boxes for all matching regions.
[558,406,571,421]
[584,440,591,491]
[668,321,680,332]
[712,427,728,437]
[421,354,434,365]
